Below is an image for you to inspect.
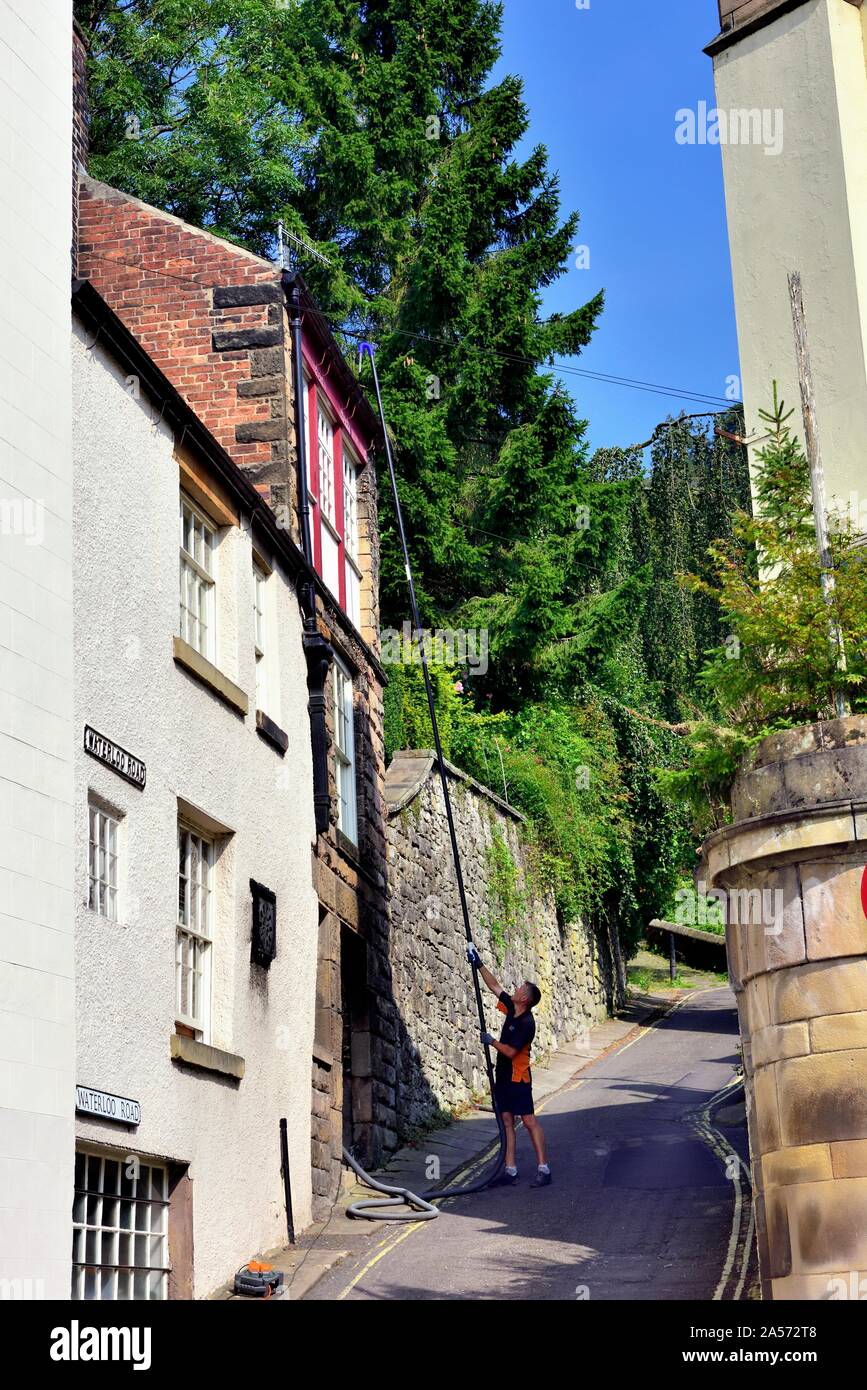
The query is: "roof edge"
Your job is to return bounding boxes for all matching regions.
[705,0,818,56]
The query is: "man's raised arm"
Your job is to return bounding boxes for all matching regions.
[466,943,501,997]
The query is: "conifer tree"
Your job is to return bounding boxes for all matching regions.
[77,1,754,938]
[660,388,867,830]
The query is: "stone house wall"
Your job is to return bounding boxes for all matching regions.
[385,751,624,1136]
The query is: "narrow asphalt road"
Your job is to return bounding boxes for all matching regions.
[307,986,748,1301]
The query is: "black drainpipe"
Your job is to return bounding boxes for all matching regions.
[284,270,332,836]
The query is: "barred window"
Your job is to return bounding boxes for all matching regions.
[72,1149,169,1301]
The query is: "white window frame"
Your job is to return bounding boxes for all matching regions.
[317,401,337,528]
[176,822,214,1040]
[179,492,216,661]
[333,658,358,845]
[88,802,119,921]
[343,443,362,627]
[253,559,268,714]
[72,1148,169,1301]
[343,444,359,564]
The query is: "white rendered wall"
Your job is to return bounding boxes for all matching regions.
[0,0,74,1301]
[72,323,319,1297]
[712,0,867,520]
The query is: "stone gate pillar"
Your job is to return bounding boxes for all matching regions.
[702,716,867,1299]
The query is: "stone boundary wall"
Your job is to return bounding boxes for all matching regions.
[386,750,624,1136]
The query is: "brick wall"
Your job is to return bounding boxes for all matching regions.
[78,180,291,512]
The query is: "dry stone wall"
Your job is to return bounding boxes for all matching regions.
[386,750,624,1136]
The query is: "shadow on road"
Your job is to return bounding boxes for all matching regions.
[310,989,751,1302]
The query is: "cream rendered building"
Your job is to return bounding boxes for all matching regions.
[0,0,75,1301]
[707,0,867,522]
[71,282,319,1299]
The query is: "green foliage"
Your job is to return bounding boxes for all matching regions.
[661,874,727,936]
[655,720,763,836]
[382,661,460,761]
[481,828,525,960]
[386,672,696,960]
[81,1,753,958]
[589,408,753,717]
[664,387,867,828]
[75,1,309,253]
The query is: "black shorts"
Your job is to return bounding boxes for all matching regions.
[494,1080,535,1116]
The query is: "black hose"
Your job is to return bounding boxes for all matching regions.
[342,1148,439,1221]
[344,342,506,1220]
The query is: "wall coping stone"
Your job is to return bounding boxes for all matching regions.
[385,749,525,823]
[742,716,867,772]
[648,919,728,949]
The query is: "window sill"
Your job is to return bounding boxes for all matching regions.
[172,636,249,715]
[336,829,361,864]
[170,1033,245,1081]
[256,709,289,755]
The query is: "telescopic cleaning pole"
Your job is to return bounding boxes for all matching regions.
[340,342,505,1220]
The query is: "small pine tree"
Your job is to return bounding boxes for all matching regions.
[660,386,867,827]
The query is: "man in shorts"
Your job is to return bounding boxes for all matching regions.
[467,942,552,1187]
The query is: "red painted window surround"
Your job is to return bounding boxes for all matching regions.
[302,341,369,617]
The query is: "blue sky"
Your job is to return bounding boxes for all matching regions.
[495,0,740,454]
